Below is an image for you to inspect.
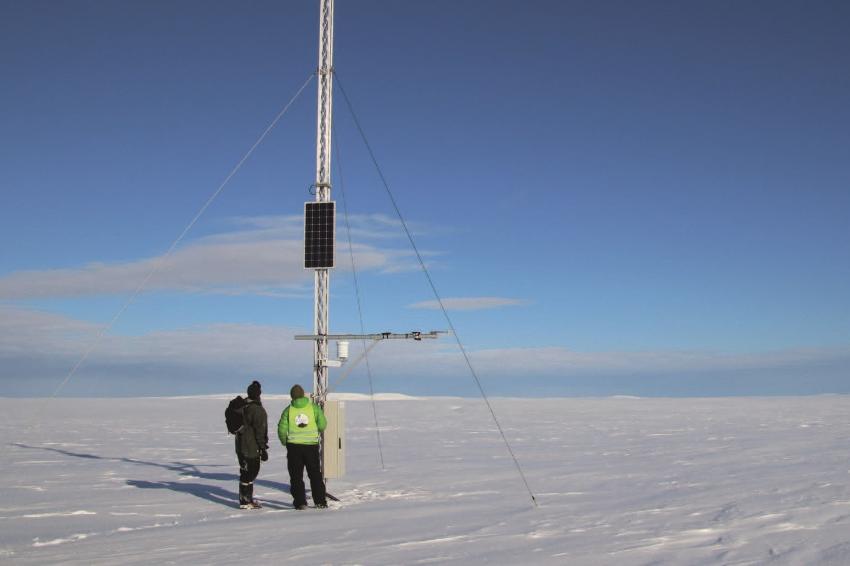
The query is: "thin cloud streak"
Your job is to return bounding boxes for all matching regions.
[408,297,530,311]
[220,213,432,242]
[0,214,432,300]
[0,240,309,299]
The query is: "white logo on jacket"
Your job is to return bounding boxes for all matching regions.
[295,412,310,428]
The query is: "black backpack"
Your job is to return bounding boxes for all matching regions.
[225,396,248,434]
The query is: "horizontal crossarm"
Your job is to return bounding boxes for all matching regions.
[294,331,444,341]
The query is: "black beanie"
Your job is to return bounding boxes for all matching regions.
[247,380,261,400]
[290,384,305,399]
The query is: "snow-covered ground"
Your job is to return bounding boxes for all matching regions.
[2,395,850,564]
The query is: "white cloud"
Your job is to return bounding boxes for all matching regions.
[0,306,311,378]
[218,213,429,243]
[3,306,847,396]
[0,306,102,357]
[461,346,850,375]
[0,215,427,300]
[408,297,530,311]
[0,240,308,299]
[330,340,850,380]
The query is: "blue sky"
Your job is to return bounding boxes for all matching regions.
[1,0,848,397]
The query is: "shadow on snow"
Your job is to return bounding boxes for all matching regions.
[12,442,293,509]
[125,479,291,510]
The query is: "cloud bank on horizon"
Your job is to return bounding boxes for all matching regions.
[2,304,847,397]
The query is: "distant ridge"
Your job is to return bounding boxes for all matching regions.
[164,392,432,401]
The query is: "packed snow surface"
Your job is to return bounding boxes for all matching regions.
[2,396,850,564]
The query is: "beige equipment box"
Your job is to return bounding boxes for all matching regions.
[322,400,346,479]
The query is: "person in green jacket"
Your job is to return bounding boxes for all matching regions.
[278,384,327,510]
[237,380,268,509]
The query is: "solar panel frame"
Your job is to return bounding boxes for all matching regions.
[304,201,335,269]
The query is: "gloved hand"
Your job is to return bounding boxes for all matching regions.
[260,448,269,462]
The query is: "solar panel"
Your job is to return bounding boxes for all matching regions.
[304,201,335,269]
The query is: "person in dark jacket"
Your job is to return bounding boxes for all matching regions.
[236,380,268,509]
[277,384,327,510]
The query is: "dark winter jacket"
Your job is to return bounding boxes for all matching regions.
[236,399,269,459]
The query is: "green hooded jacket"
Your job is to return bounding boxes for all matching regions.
[277,397,327,445]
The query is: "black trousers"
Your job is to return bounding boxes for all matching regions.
[286,443,326,507]
[237,453,261,504]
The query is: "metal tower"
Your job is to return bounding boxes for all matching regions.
[298,0,443,484]
[313,0,334,402]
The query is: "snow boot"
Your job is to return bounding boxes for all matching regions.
[239,481,254,507]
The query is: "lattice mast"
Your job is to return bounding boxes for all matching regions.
[313,0,334,402]
[300,0,443,485]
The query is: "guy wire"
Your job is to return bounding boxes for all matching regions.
[332,123,386,470]
[50,73,315,397]
[334,72,538,507]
